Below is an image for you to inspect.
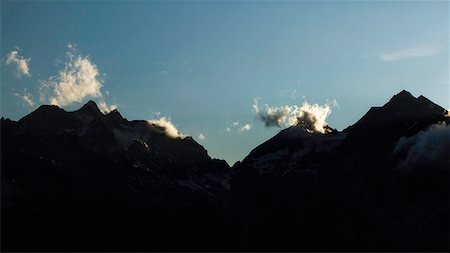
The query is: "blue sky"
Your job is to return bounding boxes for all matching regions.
[1,1,448,164]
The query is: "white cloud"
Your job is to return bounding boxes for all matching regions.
[40,44,116,112]
[147,117,182,138]
[13,89,34,107]
[198,133,206,140]
[226,120,252,133]
[5,50,31,77]
[253,98,336,134]
[98,101,118,114]
[394,122,450,171]
[379,45,439,61]
[239,123,252,132]
[45,54,102,106]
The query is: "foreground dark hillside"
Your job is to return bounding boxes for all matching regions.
[1,101,230,251]
[228,90,449,251]
[1,90,449,251]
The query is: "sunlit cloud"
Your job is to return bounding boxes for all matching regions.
[239,124,252,132]
[5,50,31,77]
[253,98,337,134]
[13,89,35,107]
[379,45,439,61]
[148,116,182,138]
[39,44,116,112]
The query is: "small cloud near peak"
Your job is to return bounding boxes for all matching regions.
[226,120,252,133]
[198,133,206,140]
[148,116,182,139]
[239,123,252,132]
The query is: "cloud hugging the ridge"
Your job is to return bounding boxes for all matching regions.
[5,50,31,77]
[253,98,336,133]
[394,121,450,171]
[40,44,116,113]
[148,117,182,139]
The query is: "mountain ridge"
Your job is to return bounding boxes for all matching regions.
[2,90,449,251]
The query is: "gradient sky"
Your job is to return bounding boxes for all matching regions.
[1,1,449,164]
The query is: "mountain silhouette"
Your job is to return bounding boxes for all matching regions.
[2,100,230,251]
[1,91,448,251]
[228,90,449,251]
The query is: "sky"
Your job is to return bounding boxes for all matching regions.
[1,1,449,165]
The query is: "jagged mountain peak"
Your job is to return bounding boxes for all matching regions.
[350,90,445,130]
[389,89,415,103]
[18,104,74,130]
[32,104,65,114]
[104,108,126,125]
[108,108,120,114]
[75,100,104,117]
[385,90,444,113]
[385,90,417,110]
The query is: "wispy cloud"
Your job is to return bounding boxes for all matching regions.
[226,120,252,133]
[379,45,439,61]
[180,60,193,73]
[5,50,31,77]
[279,89,305,100]
[152,60,193,76]
[13,89,35,107]
[40,44,116,113]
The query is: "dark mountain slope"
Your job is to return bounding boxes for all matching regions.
[1,101,230,251]
[2,91,448,251]
[227,90,449,251]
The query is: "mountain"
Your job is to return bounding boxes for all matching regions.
[227,90,449,251]
[1,91,449,251]
[1,101,231,251]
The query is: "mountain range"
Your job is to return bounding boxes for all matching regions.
[1,90,449,251]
